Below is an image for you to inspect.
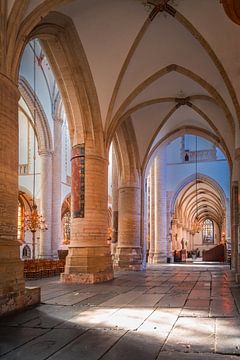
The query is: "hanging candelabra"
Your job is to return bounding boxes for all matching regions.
[24,39,47,259]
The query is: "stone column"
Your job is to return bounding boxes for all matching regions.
[179,224,183,249]
[111,147,118,257]
[61,147,113,283]
[232,148,240,283]
[114,184,143,270]
[231,181,238,272]
[182,228,187,248]
[142,176,149,266]
[149,165,155,263]
[0,74,39,315]
[153,147,168,263]
[52,116,63,258]
[39,151,53,258]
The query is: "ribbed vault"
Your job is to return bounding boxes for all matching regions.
[173,175,226,232]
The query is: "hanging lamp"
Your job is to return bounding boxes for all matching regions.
[191,136,202,234]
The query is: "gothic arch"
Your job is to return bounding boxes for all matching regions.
[170,173,227,216]
[19,76,53,154]
[14,11,104,155]
[105,2,240,133]
[142,126,232,181]
[113,118,141,187]
[106,65,235,145]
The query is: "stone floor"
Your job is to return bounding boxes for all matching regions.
[0,263,240,360]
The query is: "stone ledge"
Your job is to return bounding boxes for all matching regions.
[114,263,144,271]
[25,287,41,307]
[61,271,114,284]
[0,286,40,317]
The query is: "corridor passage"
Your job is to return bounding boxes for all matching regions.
[0,264,240,360]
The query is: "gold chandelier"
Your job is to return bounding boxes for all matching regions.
[24,39,47,259]
[25,204,47,233]
[191,136,202,234]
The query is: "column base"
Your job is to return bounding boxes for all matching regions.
[152,253,167,264]
[235,273,240,283]
[111,242,117,258]
[61,271,113,284]
[148,252,155,264]
[61,246,114,284]
[114,247,143,270]
[0,240,40,316]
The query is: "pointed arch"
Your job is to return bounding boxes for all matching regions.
[19,76,53,154]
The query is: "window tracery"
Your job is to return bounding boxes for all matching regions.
[202,219,214,244]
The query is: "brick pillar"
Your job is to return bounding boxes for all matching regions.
[234,148,240,281]
[149,164,155,263]
[153,147,168,263]
[52,116,63,258]
[114,185,143,270]
[231,181,238,272]
[39,151,53,258]
[111,147,118,257]
[0,74,40,315]
[61,147,113,283]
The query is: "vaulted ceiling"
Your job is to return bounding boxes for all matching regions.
[5,0,240,176]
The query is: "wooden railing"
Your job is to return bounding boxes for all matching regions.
[202,244,224,262]
[23,259,65,279]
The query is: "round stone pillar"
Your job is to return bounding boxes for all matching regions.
[231,181,238,272]
[52,116,63,258]
[142,176,149,267]
[61,147,113,283]
[234,148,240,281]
[114,185,143,270]
[149,164,155,263]
[111,147,118,257]
[0,75,39,315]
[153,147,168,263]
[39,151,53,258]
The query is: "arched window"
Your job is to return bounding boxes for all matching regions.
[22,245,31,259]
[202,219,214,244]
[62,211,71,244]
[18,198,25,242]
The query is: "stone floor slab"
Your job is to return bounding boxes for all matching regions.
[99,290,144,307]
[128,294,164,307]
[163,317,215,353]
[48,329,126,360]
[100,330,162,360]
[45,292,96,306]
[0,328,84,360]
[157,352,240,360]
[157,294,188,307]
[210,299,238,317]
[216,318,240,354]
[0,327,47,356]
[0,264,239,360]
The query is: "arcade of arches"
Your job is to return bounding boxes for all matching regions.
[1,0,240,316]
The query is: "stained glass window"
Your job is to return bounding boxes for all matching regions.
[202,219,214,244]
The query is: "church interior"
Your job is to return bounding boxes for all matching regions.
[1,0,240,358]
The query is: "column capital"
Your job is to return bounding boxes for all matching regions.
[39,150,53,157]
[235,148,240,161]
[0,73,20,99]
[53,115,64,125]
